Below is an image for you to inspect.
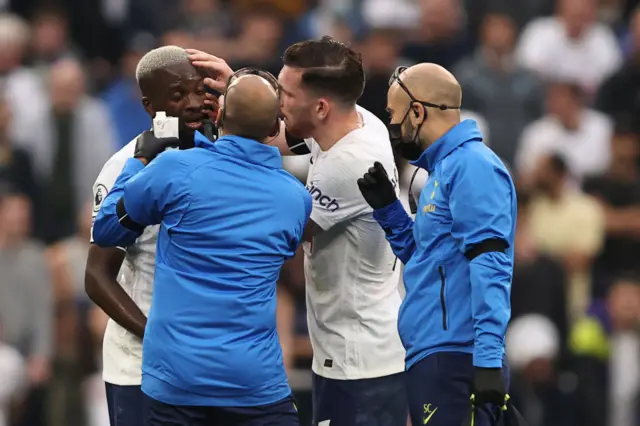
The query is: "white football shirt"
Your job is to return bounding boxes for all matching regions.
[303,105,406,380]
[90,136,159,386]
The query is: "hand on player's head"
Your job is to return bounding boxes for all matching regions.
[186,49,234,94]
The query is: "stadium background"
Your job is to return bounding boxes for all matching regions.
[1,0,640,425]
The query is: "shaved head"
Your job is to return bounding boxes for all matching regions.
[391,63,461,108]
[222,74,280,140]
[386,62,463,152]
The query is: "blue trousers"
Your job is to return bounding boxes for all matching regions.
[143,393,300,426]
[406,352,510,426]
[312,372,407,426]
[105,383,145,426]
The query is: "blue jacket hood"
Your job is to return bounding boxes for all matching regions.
[195,132,282,169]
[411,119,483,172]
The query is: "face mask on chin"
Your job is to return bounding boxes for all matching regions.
[388,117,425,162]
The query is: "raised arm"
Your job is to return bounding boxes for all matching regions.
[93,132,183,248]
[187,48,308,157]
[358,162,416,264]
[449,156,515,369]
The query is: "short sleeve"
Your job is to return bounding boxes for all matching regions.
[90,156,126,244]
[308,152,370,231]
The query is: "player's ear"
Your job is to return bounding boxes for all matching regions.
[316,98,330,121]
[142,97,154,117]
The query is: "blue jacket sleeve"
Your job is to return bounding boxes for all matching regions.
[94,152,189,248]
[92,158,146,247]
[372,199,416,264]
[449,156,515,369]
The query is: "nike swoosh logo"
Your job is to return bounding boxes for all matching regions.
[424,407,438,424]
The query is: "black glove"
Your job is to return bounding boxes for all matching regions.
[134,130,180,163]
[357,162,397,210]
[471,368,507,406]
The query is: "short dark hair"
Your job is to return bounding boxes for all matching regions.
[548,152,569,176]
[282,36,365,105]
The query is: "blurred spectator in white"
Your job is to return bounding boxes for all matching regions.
[101,33,155,149]
[401,0,474,70]
[516,82,612,184]
[362,0,419,30]
[0,93,38,215]
[569,276,640,426]
[17,59,114,244]
[583,116,640,299]
[507,314,575,426]
[0,193,52,426]
[596,6,640,118]
[511,190,569,345]
[0,323,25,426]
[455,11,544,168]
[29,7,81,76]
[0,13,49,148]
[528,153,605,320]
[515,0,622,94]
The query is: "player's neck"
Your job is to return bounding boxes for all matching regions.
[313,107,361,151]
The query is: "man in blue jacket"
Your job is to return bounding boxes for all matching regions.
[357,63,517,426]
[93,71,311,425]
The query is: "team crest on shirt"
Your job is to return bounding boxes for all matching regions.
[93,184,108,212]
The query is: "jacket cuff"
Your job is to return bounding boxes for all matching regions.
[372,199,407,228]
[473,335,504,368]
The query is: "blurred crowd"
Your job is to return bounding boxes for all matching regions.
[1,0,640,425]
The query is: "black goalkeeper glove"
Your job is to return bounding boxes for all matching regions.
[357,162,397,210]
[471,368,507,406]
[134,130,180,163]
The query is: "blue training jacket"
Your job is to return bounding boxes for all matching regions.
[373,120,516,369]
[93,133,312,407]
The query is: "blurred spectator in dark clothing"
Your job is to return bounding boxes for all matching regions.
[517,82,612,184]
[0,95,38,214]
[28,7,80,76]
[358,29,406,123]
[227,6,285,77]
[511,190,569,345]
[596,7,640,119]
[507,314,576,426]
[455,12,544,168]
[101,33,156,149]
[17,59,114,244]
[401,0,473,71]
[569,277,640,426]
[179,0,232,39]
[516,0,622,95]
[583,117,640,299]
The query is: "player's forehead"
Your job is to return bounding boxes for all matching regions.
[157,63,204,87]
[278,66,303,93]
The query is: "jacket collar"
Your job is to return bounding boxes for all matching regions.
[194,132,282,169]
[410,119,483,172]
